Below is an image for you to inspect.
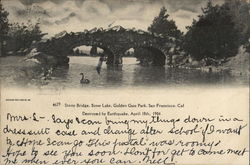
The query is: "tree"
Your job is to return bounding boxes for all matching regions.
[225,0,250,45]
[0,1,44,55]
[147,7,183,65]
[148,7,182,39]
[0,0,9,56]
[183,0,241,60]
[224,0,250,52]
[7,21,44,53]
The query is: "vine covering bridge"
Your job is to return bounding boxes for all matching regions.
[35,26,174,66]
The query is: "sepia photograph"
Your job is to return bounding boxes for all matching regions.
[0,0,249,89]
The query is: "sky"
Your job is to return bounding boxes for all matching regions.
[2,0,225,37]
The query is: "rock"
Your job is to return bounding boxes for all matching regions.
[172,55,185,65]
[190,60,201,67]
[25,48,40,59]
[6,51,14,55]
[54,31,68,39]
[17,57,43,82]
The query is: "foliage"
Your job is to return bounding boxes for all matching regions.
[246,41,250,52]
[183,0,249,60]
[1,1,44,54]
[0,0,9,55]
[148,7,182,39]
[225,0,250,45]
[142,7,183,65]
[0,0,9,39]
[7,21,44,52]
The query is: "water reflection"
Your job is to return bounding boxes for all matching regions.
[51,65,69,79]
[164,67,236,86]
[0,56,248,88]
[133,66,166,86]
[105,66,123,86]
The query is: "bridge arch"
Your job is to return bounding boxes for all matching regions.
[35,29,172,67]
[72,45,103,56]
[122,46,166,66]
[68,42,114,57]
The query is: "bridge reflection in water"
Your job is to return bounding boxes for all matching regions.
[0,56,246,89]
[133,66,166,86]
[38,56,242,89]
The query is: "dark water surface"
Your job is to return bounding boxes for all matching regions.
[0,56,248,89]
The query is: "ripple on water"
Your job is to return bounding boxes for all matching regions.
[0,56,249,89]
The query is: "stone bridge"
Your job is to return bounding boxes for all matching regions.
[35,26,174,66]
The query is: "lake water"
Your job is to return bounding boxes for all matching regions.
[0,56,248,89]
